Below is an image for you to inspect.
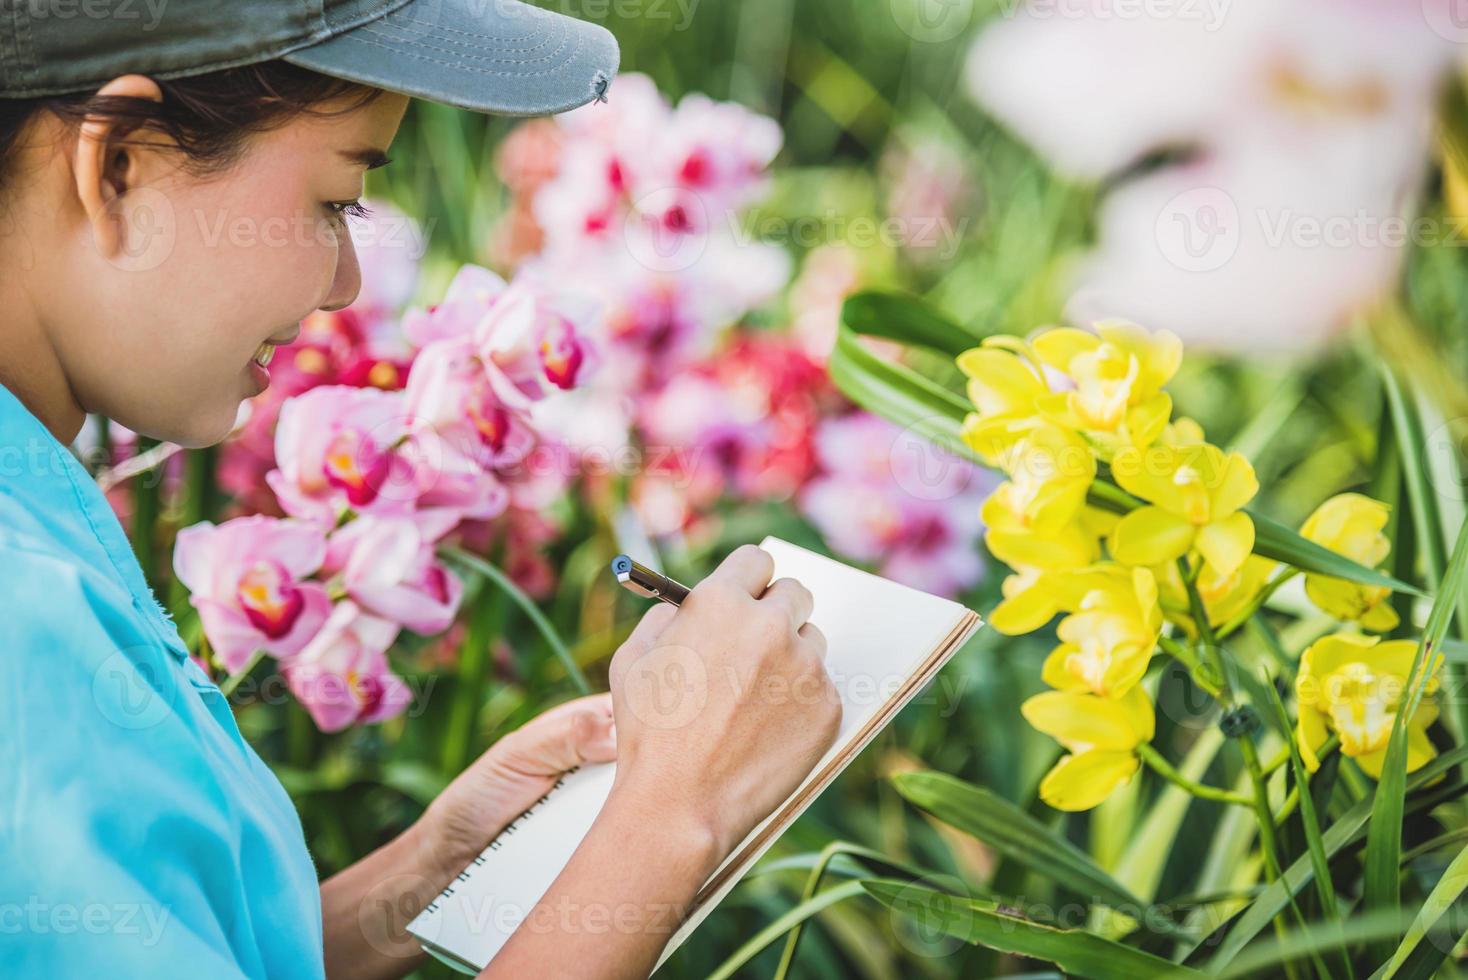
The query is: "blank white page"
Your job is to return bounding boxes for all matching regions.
[408,537,980,973]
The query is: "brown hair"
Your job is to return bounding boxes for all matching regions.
[0,61,379,190]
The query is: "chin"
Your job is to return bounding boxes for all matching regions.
[162,402,244,449]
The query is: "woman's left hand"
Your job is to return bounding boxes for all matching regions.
[418,694,618,879]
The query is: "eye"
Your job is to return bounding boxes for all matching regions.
[325,199,373,223]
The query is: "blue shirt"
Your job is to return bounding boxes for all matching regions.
[0,383,325,978]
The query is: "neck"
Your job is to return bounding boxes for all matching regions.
[0,262,86,446]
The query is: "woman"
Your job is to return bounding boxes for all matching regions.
[0,2,841,978]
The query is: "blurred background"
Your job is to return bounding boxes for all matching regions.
[101,0,1468,976]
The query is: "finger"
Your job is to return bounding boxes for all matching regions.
[621,603,676,659]
[498,695,616,774]
[762,577,814,628]
[798,622,828,660]
[706,543,775,598]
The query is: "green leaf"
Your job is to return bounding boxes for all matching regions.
[1204,744,1468,970]
[1215,910,1424,980]
[1381,840,1468,978]
[840,290,982,357]
[439,545,592,695]
[704,879,867,980]
[1243,509,1423,597]
[1087,483,1423,597]
[1382,365,1447,591]
[1364,515,1468,960]
[828,322,980,463]
[861,880,1203,980]
[1263,680,1352,979]
[891,771,1149,916]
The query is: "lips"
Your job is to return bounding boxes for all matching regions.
[252,325,302,370]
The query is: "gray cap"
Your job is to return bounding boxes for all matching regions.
[0,0,620,116]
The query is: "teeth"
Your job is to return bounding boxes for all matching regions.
[254,343,276,368]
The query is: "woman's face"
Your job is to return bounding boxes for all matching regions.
[41,84,410,448]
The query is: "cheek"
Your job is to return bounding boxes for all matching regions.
[167,189,342,324]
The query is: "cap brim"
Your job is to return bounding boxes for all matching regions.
[283,0,619,117]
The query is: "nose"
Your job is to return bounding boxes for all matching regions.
[318,222,363,312]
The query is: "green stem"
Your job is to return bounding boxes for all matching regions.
[773,842,860,980]
[1238,736,1283,881]
[1179,559,1232,701]
[1181,562,1315,977]
[1137,743,1252,807]
[219,650,263,698]
[1215,569,1300,643]
[440,545,592,696]
[287,701,315,769]
[130,436,162,585]
[1158,633,1225,700]
[441,587,502,776]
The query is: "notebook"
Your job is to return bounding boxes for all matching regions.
[407,536,982,974]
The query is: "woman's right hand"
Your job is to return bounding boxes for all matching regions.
[607,544,842,856]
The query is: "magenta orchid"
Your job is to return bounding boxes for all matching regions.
[324,518,464,635]
[284,600,412,733]
[267,385,418,525]
[172,516,333,671]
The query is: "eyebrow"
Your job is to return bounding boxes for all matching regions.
[339,147,393,170]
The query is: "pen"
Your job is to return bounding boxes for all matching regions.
[611,554,691,606]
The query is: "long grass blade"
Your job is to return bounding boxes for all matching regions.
[1363,515,1468,961]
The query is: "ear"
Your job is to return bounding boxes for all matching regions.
[73,74,166,259]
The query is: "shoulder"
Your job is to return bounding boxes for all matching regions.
[0,511,147,653]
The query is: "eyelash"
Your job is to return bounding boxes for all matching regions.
[326,199,373,222]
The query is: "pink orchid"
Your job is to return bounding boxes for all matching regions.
[267,385,419,526]
[470,282,594,402]
[173,516,332,671]
[402,264,509,348]
[323,518,464,636]
[285,600,412,733]
[799,412,992,598]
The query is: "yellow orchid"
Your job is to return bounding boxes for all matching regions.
[1040,565,1162,697]
[1029,321,1181,455]
[986,507,1118,634]
[1159,416,1205,447]
[1022,686,1155,811]
[1154,554,1277,637]
[1109,442,1259,578]
[978,427,1094,537]
[1299,493,1399,632]
[1295,632,1439,778]
[956,345,1051,468]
